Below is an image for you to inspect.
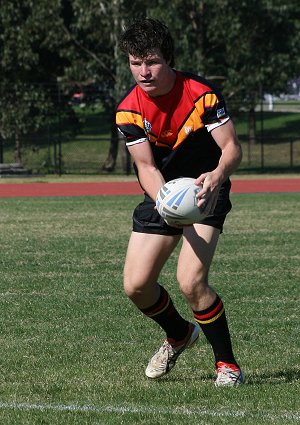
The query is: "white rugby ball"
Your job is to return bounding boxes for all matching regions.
[156,177,206,225]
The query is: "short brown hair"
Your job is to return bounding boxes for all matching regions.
[119,18,175,67]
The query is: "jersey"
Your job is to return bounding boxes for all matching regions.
[116,70,230,183]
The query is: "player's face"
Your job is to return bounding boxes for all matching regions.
[128,49,176,97]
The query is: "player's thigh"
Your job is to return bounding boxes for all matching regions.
[124,231,181,289]
[177,224,220,288]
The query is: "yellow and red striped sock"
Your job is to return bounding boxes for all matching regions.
[193,294,238,365]
[140,285,189,342]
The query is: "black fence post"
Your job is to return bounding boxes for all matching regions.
[260,95,264,170]
[290,139,294,168]
[260,136,264,170]
[0,136,3,163]
[58,84,62,175]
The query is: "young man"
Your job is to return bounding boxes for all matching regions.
[116,18,245,386]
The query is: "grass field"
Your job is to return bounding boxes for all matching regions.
[0,193,299,424]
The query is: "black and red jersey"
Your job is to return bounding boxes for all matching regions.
[116,71,230,182]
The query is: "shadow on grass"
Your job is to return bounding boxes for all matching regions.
[143,368,300,386]
[245,368,300,385]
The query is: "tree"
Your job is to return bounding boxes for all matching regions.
[0,0,72,164]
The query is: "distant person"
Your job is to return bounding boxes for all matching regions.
[116,18,245,386]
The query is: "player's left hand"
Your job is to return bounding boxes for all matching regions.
[195,172,221,215]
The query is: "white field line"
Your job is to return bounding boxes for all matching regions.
[0,401,299,421]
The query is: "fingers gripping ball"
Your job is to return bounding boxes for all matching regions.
[156,178,207,226]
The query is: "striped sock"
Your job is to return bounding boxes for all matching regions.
[193,294,237,365]
[140,285,189,342]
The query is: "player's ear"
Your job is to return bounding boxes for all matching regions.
[165,57,173,67]
[167,56,175,68]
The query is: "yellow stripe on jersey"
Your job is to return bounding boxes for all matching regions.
[173,108,204,150]
[116,110,144,128]
[201,92,219,109]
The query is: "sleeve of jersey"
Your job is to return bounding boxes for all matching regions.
[116,110,147,147]
[201,93,230,132]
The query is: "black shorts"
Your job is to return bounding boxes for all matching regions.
[132,180,232,235]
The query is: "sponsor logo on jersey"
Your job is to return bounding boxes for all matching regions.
[161,129,173,138]
[143,119,152,134]
[184,126,193,135]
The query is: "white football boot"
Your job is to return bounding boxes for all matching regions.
[145,324,200,379]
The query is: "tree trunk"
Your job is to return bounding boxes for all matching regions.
[102,123,119,172]
[120,133,131,175]
[102,0,125,173]
[248,108,256,145]
[14,134,22,164]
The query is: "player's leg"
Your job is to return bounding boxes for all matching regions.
[177,224,219,310]
[124,231,199,378]
[123,231,180,308]
[124,231,194,340]
[177,224,244,385]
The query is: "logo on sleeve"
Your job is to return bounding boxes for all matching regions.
[217,107,226,119]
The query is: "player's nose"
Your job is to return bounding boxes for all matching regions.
[140,64,151,77]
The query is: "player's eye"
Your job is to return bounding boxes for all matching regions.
[130,61,141,66]
[147,60,158,66]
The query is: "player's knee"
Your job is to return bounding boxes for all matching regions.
[123,274,147,299]
[123,277,138,298]
[177,269,209,299]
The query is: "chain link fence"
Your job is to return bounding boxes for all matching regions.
[0,99,299,176]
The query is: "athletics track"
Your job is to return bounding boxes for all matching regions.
[0,178,299,198]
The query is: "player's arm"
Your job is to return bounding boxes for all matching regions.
[208,119,242,184]
[195,119,242,212]
[127,140,165,201]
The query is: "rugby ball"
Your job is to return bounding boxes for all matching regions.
[156,177,207,225]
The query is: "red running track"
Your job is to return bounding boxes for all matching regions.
[0,179,299,198]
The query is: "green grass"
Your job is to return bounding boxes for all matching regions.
[234,110,300,140]
[0,193,299,424]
